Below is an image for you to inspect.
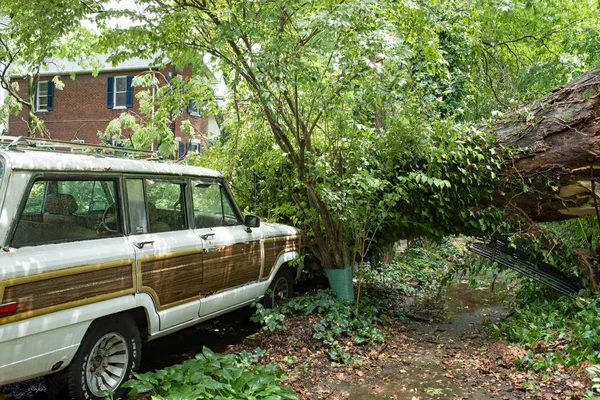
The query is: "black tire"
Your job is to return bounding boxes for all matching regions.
[45,315,141,400]
[263,266,295,308]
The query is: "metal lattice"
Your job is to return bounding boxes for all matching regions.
[469,241,582,298]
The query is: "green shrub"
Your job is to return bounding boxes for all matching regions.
[496,286,600,370]
[252,290,384,364]
[121,347,297,399]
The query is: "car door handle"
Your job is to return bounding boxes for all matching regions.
[134,240,155,249]
[200,233,215,240]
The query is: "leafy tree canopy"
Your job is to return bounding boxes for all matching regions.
[96,0,600,272]
[0,0,101,134]
[6,0,600,279]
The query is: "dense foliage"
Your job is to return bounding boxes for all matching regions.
[4,0,600,276]
[121,347,296,399]
[86,0,600,273]
[496,284,600,370]
[0,0,100,134]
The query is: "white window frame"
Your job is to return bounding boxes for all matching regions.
[189,139,203,154]
[113,76,128,109]
[36,81,50,112]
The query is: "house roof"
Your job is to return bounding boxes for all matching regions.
[28,54,220,85]
[36,55,163,77]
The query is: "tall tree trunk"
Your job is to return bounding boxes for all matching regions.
[494,65,600,222]
[27,74,36,137]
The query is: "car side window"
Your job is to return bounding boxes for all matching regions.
[11,178,122,247]
[145,180,187,233]
[192,182,241,228]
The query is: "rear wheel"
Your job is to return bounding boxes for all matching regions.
[263,266,295,307]
[46,316,141,400]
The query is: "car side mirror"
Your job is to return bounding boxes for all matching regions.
[244,215,260,228]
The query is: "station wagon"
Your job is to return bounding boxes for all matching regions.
[0,136,302,400]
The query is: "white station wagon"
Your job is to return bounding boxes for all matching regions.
[0,136,302,400]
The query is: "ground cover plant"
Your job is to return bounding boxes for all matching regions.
[252,290,385,364]
[240,239,592,398]
[482,219,600,377]
[121,347,296,400]
[495,284,600,371]
[103,239,594,399]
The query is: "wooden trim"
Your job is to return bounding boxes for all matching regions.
[138,285,202,310]
[261,236,300,281]
[0,259,134,288]
[0,260,135,324]
[201,241,261,294]
[259,239,265,283]
[139,250,204,310]
[0,290,135,324]
[137,248,205,263]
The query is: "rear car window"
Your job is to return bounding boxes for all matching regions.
[11,178,122,247]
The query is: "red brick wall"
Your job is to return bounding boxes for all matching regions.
[8,68,209,145]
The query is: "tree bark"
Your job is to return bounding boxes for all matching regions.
[494,65,600,222]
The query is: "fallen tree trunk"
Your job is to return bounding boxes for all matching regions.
[494,65,600,222]
[488,66,600,287]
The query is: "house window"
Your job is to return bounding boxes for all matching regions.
[36,81,53,112]
[114,76,127,108]
[188,100,203,116]
[107,76,133,109]
[189,140,204,155]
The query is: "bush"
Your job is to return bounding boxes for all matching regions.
[496,285,600,370]
[121,347,297,399]
[252,290,384,363]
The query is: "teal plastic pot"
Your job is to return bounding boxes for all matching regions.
[326,267,354,301]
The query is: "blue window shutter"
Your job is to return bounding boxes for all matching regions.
[107,77,114,109]
[178,141,185,160]
[187,100,194,114]
[33,84,37,111]
[126,76,133,108]
[46,81,54,111]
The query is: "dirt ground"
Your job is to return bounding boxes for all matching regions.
[225,284,591,400]
[2,283,590,400]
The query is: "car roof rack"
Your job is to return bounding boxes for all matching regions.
[0,136,158,159]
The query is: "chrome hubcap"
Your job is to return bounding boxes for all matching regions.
[85,332,129,397]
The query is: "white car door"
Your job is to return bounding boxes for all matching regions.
[190,180,263,317]
[124,178,204,331]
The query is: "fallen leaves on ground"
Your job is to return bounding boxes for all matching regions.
[224,313,590,399]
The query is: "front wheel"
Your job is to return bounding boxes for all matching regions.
[263,266,295,307]
[46,316,141,400]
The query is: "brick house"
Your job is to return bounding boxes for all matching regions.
[7,57,221,158]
